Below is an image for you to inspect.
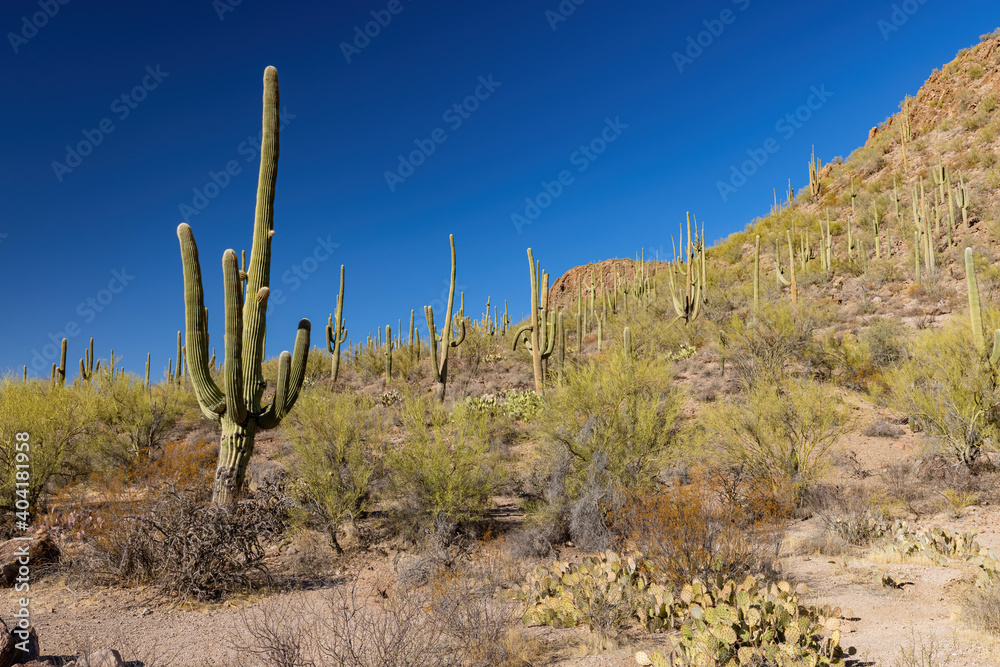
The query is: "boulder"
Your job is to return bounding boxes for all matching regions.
[0,535,59,588]
[0,625,39,667]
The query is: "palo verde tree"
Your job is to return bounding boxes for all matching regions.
[177,66,310,505]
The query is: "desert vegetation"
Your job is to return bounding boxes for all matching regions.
[8,31,1000,667]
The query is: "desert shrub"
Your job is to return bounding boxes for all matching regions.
[233,578,449,667]
[607,470,783,588]
[723,302,826,390]
[386,393,506,544]
[863,420,904,438]
[426,544,530,665]
[0,377,96,515]
[285,389,385,552]
[861,317,909,368]
[64,440,281,601]
[89,372,186,468]
[457,322,502,377]
[962,583,1000,637]
[703,377,853,503]
[886,314,1000,466]
[530,348,683,549]
[349,343,386,382]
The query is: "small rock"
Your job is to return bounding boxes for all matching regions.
[76,648,124,667]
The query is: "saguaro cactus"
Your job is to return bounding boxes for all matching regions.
[174,331,184,384]
[513,248,556,394]
[384,325,393,380]
[424,234,466,402]
[326,265,348,381]
[79,337,100,382]
[668,212,705,326]
[55,338,67,387]
[965,247,1000,367]
[177,67,310,506]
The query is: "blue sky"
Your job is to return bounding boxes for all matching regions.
[3,0,999,378]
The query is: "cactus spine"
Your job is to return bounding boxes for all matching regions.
[79,337,100,382]
[513,248,556,394]
[326,264,348,381]
[176,67,311,506]
[424,234,466,402]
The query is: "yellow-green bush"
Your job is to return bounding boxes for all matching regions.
[885,312,1000,466]
[386,392,506,543]
[703,377,852,503]
[0,377,96,514]
[535,347,682,499]
[284,388,385,552]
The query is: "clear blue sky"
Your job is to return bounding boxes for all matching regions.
[3,0,999,378]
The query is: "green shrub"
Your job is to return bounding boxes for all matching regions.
[386,392,506,543]
[285,389,385,552]
[528,348,683,549]
[89,372,187,468]
[722,302,827,390]
[0,377,96,514]
[861,317,908,368]
[703,377,853,503]
[885,314,1000,466]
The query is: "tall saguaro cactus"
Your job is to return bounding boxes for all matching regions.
[177,67,310,506]
[326,265,348,381]
[513,248,556,394]
[80,337,100,382]
[424,234,466,402]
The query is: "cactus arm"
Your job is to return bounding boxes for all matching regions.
[326,314,336,353]
[177,223,226,418]
[512,324,533,351]
[259,319,310,429]
[991,331,1000,368]
[542,309,556,357]
[223,249,248,425]
[451,317,467,347]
